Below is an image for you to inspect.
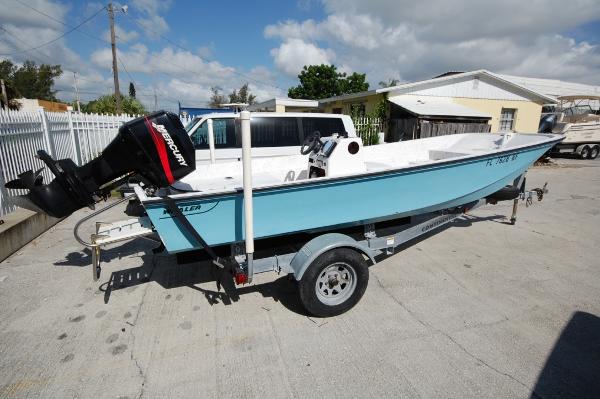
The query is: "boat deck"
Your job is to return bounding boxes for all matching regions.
[166,133,556,197]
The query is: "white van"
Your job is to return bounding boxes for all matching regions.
[184,112,357,163]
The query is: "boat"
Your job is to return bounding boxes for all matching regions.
[4,111,562,316]
[141,130,561,253]
[539,95,600,159]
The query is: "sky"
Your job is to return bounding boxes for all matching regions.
[0,0,599,112]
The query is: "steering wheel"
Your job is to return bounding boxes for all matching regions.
[300,131,322,155]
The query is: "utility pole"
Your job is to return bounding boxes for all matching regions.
[1,79,8,111]
[108,2,122,114]
[154,88,158,111]
[73,72,81,112]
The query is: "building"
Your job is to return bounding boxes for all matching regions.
[248,97,319,113]
[16,98,72,112]
[318,70,556,140]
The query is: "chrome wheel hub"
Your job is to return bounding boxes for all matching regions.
[315,262,357,306]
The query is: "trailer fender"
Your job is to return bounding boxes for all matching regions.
[289,233,376,280]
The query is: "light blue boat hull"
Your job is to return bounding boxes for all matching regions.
[144,141,555,253]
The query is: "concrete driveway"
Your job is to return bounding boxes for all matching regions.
[0,157,599,399]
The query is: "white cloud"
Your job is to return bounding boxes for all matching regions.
[90,44,282,109]
[135,14,169,37]
[265,0,600,85]
[130,0,171,37]
[270,38,336,76]
[0,0,279,110]
[0,0,69,30]
[129,0,172,15]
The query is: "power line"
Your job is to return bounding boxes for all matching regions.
[3,1,258,106]
[0,26,106,85]
[8,0,177,105]
[0,5,107,56]
[12,0,280,94]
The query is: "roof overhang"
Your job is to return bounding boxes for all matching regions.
[388,95,491,119]
[377,70,557,104]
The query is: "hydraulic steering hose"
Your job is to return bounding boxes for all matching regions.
[73,194,136,247]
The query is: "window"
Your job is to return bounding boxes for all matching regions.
[189,118,236,149]
[300,117,346,140]
[332,107,342,114]
[499,108,516,131]
[249,117,301,147]
[564,105,593,116]
[184,117,200,133]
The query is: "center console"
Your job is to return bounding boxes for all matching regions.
[308,135,365,178]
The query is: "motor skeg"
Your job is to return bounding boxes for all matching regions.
[4,111,195,218]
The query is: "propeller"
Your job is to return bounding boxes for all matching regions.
[5,168,45,190]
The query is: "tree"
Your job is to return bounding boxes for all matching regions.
[288,64,369,100]
[209,86,227,108]
[229,83,256,105]
[340,72,370,94]
[129,82,136,99]
[0,59,62,108]
[82,94,146,115]
[378,78,400,88]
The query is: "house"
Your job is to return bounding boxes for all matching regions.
[16,98,72,112]
[248,97,319,113]
[317,70,556,140]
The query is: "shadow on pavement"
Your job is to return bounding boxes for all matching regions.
[99,249,309,315]
[54,239,152,267]
[65,211,507,315]
[531,311,600,399]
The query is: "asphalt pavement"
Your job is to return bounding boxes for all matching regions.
[0,156,599,399]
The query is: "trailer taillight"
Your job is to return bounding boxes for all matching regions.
[234,269,248,285]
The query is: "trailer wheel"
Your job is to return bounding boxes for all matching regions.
[588,145,599,160]
[298,248,369,317]
[579,145,590,159]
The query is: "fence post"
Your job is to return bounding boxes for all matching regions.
[67,111,83,166]
[38,109,56,158]
[0,163,9,217]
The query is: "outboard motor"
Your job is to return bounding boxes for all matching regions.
[538,114,556,133]
[4,111,195,218]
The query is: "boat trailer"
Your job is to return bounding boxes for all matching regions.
[75,173,547,317]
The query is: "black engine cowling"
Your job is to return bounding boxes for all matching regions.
[4,111,195,218]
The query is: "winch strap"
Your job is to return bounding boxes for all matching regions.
[163,197,222,265]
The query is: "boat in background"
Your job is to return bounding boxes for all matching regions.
[539,95,600,159]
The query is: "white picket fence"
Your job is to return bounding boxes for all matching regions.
[352,116,384,145]
[0,110,193,217]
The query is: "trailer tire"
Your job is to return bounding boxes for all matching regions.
[298,248,368,317]
[579,145,590,159]
[588,145,599,160]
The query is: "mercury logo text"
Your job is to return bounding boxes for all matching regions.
[152,122,188,166]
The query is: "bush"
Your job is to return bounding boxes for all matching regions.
[82,94,146,115]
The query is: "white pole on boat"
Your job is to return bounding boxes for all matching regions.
[240,110,254,282]
[207,118,216,164]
